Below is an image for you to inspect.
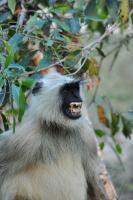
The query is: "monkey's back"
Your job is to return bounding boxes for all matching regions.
[1,152,87,200]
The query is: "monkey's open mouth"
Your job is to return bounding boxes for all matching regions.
[69,102,82,114]
[64,102,82,119]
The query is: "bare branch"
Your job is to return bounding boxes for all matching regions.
[21,58,66,77]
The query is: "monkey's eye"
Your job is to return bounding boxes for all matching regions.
[32,82,43,95]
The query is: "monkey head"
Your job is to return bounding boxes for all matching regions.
[30,72,84,127]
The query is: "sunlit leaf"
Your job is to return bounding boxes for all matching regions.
[4,41,12,55]
[119,0,129,23]
[84,58,100,77]
[85,16,105,22]
[21,78,35,89]
[97,105,110,127]
[8,0,16,14]
[3,41,13,67]
[11,83,20,106]
[52,3,70,14]
[18,88,26,122]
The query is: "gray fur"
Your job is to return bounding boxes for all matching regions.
[0,72,108,200]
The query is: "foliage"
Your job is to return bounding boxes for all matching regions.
[0,0,133,153]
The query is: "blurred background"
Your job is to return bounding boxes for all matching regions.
[89,42,133,200]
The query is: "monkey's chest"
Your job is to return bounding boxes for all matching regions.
[11,154,87,200]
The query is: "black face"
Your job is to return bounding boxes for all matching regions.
[60,81,82,120]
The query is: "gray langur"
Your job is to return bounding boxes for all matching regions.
[0,72,110,200]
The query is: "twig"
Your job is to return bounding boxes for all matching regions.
[83,23,119,51]
[109,44,122,71]
[69,57,88,76]
[88,85,100,107]
[21,58,66,77]
[69,23,119,76]
[51,47,64,67]
[17,3,26,28]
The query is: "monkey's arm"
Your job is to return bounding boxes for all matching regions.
[81,121,117,200]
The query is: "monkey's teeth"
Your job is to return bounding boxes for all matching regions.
[68,102,82,115]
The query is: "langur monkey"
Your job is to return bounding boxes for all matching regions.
[0,72,110,200]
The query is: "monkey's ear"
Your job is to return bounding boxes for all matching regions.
[32,82,43,95]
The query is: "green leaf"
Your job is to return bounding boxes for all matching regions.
[36,59,50,71]
[0,112,9,131]
[19,51,36,67]
[11,84,20,106]
[0,80,9,108]
[4,41,12,55]
[45,37,54,47]
[115,144,122,154]
[52,3,70,14]
[84,0,96,16]
[0,12,11,23]
[0,54,6,68]
[95,129,106,137]
[0,76,4,88]
[3,41,13,67]
[111,112,120,136]
[5,54,13,68]
[8,63,25,72]
[18,88,26,122]
[121,116,133,139]
[65,17,80,33]
[85,16,105,22]
[52,30,65,41]
[0,90,6,107]
[106,0,118,21]
[25,15,47,32]
[96,47,106,57]
[21,78,35,89]
[99,142,105,150]
[9,33,23,54]
[52,19,70,32]
[8,0,16,14]
[64,50,81,68]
